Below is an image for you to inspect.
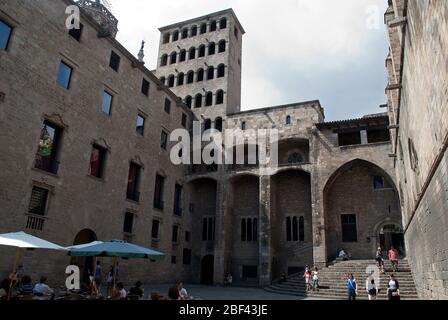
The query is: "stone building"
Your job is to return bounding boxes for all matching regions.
[0,0,445,299]
[384,0,448,299]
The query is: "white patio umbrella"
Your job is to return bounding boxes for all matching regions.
[0,231,66,300]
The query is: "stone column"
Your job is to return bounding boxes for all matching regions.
[213,177,226,284]
[311,178,327,268]
[259,175,272,286]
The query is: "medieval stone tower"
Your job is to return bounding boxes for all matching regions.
[155,9,245,130]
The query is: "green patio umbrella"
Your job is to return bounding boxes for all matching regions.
[66,240,165,293]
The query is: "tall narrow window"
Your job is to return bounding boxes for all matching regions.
[218,40,226,53]
[252,218,258,241]
[203,217,215,241]
[123,212,134,234]
[174,184,183,216]
[172,30,179,41]
[209,42,216,55]
[179,50,186,62]
[89,145,107,178]
[181,28,188,39]
[141,78,150,96]
[101,91,113,115]
[220,18,227,29]
[35,121,62,175]
[187,71,194,84]
[56,61,73,89]
[198,45,206,57]
[170,52,177,64]
[200,23,207,34]
[177,73,184,86]
[286,217,292,241]
[68,22,83,41]
[292,217,299,241]
[341,215,357,242]
[299,216,305,241]
[154,174,165,210]
[217,64,225,78]
[164,98,171,114]
[205,92,213,106]
[241,121,246,130]
[126,163,141,202]
[185,96,192,109]
[189,47,196,60]
[215,118,223,132]
[197,68,204,82]
[247,218,253,242]
[210,20,217,32]
[241,219,247,241]
[204,119,212,131]
[162,33,170,44]
[195,94,203,108]
[168,75,175,88]
[191,25,197,37]
[109,51,120,72]
[0,19,13,50]
[216,90,224,105]
[160,54,168,66]
[286,115,292,125]
[136,114,145,136]
[29,186,49,216]
[172,225,179,242]
[151,220,160,239]
[161,130,168,150]
[207,66,215,80]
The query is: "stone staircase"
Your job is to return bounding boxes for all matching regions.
[265,259,419,300]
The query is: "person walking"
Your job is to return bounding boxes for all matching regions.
[376,247,385,274]
[388,246,400,272]
[387,274,400,301]
[366,278,377,300]
[347,273,357,300]
[106,266,114,297]
[303,268,312,292]
[94,261,103,292]
[312,267,319,291]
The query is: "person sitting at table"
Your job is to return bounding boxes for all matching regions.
[111,282,127,300]
[19,275,34,296]
[164,287,180,300]
[33,277,54,299]
[128,281,144,299]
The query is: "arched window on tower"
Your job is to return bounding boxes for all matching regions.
[185,96,192,109]
[216,90,224,105]
[172,30,179,41]
[286,115,292,125]
[215,117,223,132]
[168,75,175,88]
[195,94,203,108]
[191,25,198,37]
[200,23,207,34]
[218,40,226,53]
[209,42,216,55]
[210,20,217,32]
[162,33,170,44]
[197,68,204,82]
[179,50,186,62]
[187,71,194,84]
[170,51,177,64]
[181,28,188,39]
[160,54,168,66]
[189,47,196,60]
[204,119,212,131]
[220,18,227,29]
[198,45,206,57]
[207,66,215,80]
[177,73,184,86]
[205,92,213,106]
[217,64,225,78]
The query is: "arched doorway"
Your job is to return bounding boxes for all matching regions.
[72,229,97,284]
[379,224,406,257]
[201,255,214,285]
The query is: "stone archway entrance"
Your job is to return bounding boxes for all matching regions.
[379,224,406,257]
[201,255,214,285]
[72,229,97,284]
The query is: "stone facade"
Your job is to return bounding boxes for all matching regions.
[0,0,439,296]
[385,0,448,299]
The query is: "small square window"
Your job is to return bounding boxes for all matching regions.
[101,91,113,115]
[141,78,150,96]
[164,98,171,114]
[56,61,73,89]
[109,51,121,72]
[0,19,13,50]
[136,115,145,136]
[123,212,134,234]
[374,176,385,189]
[68,22,83,41]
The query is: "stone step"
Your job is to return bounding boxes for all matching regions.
[265,288,419,300]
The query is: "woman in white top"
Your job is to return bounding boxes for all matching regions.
[366,279,377,300]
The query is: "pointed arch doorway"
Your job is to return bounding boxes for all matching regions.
[72,229,97,284]
[379,224,406,257]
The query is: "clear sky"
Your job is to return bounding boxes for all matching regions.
[108,0,389,121]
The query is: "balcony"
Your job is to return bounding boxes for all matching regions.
[126,190,140,203]
[26,214,45,231]
[34,157,59,175]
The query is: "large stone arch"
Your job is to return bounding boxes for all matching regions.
[322,159,403,261]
